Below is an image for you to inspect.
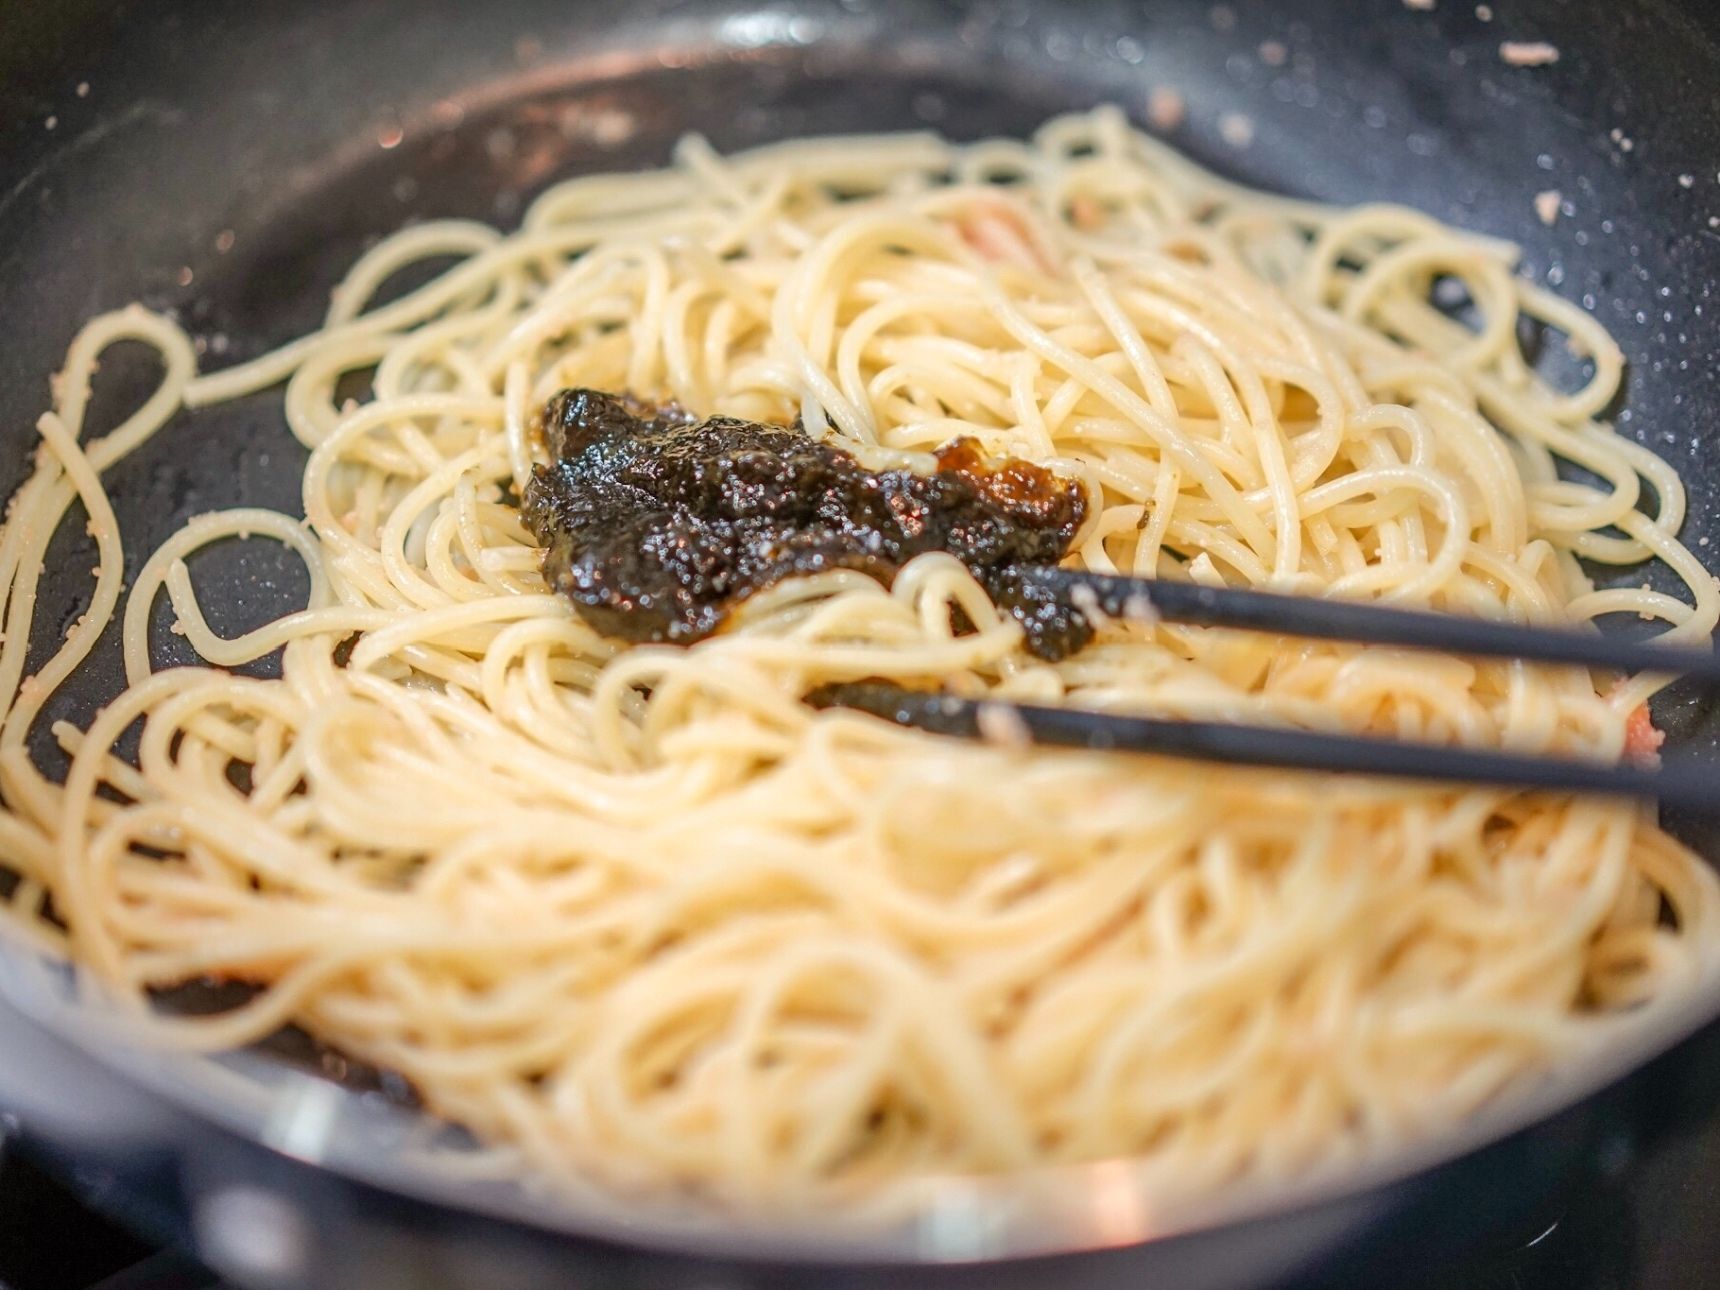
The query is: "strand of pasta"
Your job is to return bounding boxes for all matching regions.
[0,109,1714,1218]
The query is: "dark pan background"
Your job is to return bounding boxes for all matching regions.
[1,2,1719,1287]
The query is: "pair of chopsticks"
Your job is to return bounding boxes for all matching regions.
[810,567,1720,809]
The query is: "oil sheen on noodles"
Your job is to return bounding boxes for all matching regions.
[1,107,1717,1218]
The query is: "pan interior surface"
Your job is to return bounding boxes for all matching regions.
[1,0,1720,1264]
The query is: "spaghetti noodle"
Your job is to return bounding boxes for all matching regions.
[1,107,1716,1212]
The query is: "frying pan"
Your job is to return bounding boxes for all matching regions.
[2,1,1719,1286]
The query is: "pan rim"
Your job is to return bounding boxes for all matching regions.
[2,927,1718,1265]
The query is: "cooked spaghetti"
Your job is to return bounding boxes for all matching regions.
[2,107,1717,1214]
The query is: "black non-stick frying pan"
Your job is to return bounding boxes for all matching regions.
[3,1,1720,1286]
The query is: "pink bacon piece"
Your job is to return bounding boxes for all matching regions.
[956,199,1057,275]
[1624,703,1666,764]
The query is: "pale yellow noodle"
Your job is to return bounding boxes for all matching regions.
[0,107,1716,1218]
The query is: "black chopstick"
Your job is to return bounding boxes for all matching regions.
[1018,567,1720,683]
[810,682,1719,810]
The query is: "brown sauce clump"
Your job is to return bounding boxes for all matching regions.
[521,389,1092,659]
